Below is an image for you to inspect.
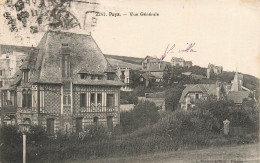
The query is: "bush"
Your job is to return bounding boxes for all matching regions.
[26,125,49,145]
[120,100,160,133]
[165,84,184,111]
[120,91,138,105]
[194,99,258,132]
[82,124,108,141]
[0,125,23,162]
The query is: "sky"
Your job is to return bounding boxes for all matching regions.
[0,0,260,78]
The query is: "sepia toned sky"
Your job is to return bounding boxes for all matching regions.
[0,0,260,78]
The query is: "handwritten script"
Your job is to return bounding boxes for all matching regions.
[161,43,197,60]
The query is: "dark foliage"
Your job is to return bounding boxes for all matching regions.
[120,91,138,105]
[194,98,258,132]
[120,100,160,133]
[165,84,185,111]
[0,125,23,162]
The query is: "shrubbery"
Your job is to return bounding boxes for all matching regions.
[165,84,184,111]
[120,91,138,105]
[0,125,23,162]
[120,100,160,133]
[0,99,258,162]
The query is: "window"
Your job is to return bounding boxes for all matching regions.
[80,93,86,107]
[93,117,98,125]
[140,77,144,82]
[106,94,114,107]
[63,95,71,105]
[195,94,199,99]
[76,118,82,133]
[24,71,29,82]
[22,89,32,107]
[22,89,27,107]
[91,75,102,80]
[62,43,68,47]
[68,95,71,104]
[0,81,2,87]
[3,90,16,106]
[97,93,102,104]
[90,93,95,104]
[63,95,67,104]
[62,54,70,78]
[80,74,86,79]
[47,119,54,136]
[27,89,32,107]
[38,90,44,113]
[10,91,16,106]
[0,70,2,76]
[107,73,114,80]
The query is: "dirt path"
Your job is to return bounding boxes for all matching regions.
[68,143,259,163]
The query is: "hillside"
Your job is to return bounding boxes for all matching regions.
[105,54,171,70]
[217,72,259,90]
[104,54,143,65]
[104,54,260,99]
[217,71,260,98]
[106,57,142,70]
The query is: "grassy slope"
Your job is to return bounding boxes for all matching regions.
[217,71,260,98]
[104,54,259,97]
[67,143,259,163]
[104,54,143,65]
[106,57,142,70]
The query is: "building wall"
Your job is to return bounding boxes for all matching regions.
[7,83,120,133]
[150,71,163,78]
[184,62,192,68]
[142,57,160,70]
[115,67,132,91]
[115,68,131,84]
[181,92,204,110]
[171,58,185,67]
[0,51,27,107]
[72,85,120,130]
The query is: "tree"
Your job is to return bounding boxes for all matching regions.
[194,98,257,132]
[165,84,185,111]
[120,100,160,133]
[130,70,142,88]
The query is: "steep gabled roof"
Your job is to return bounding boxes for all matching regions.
[145,91,165,98]
[140,72,155,80]
[143,56,160,62]
[13,31,123,86]
[144,62,168,72]
[179,84,218,103]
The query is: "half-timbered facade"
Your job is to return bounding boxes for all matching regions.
[1,31,124,134]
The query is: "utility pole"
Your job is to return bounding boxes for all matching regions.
[23,134,26,163]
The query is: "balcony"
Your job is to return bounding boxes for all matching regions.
[1,106,17,115]
[77,106,118,113]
